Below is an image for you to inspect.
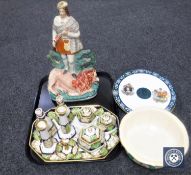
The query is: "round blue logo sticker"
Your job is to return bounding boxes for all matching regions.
[164,148,184,167]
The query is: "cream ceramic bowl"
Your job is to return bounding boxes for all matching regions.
[120,107,189,169]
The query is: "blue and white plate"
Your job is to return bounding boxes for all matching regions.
[113,69,176,112]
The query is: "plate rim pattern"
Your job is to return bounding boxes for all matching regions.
[112,69,176,113]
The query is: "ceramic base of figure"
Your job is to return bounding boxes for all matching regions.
[47,49,99,102]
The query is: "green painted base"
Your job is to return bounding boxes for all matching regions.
[49,82,99,102]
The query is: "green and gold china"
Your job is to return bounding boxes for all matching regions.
[29,105,119,163]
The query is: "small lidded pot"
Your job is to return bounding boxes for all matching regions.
[55,95,70,126]
[35,108,53,131]
[44,117,53,131]
[78,126,104,151]
[80,107,95,123]
[55,105,70,126]
[98,112,116,131]
[35,119,50,140]
[40,138,57,154]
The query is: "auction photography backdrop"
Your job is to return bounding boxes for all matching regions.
[0,0,191,174]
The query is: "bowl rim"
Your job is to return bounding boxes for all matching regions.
[119,107,189,167]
